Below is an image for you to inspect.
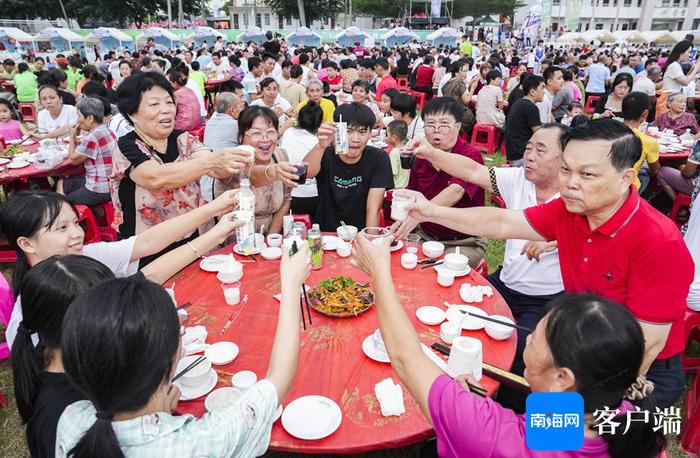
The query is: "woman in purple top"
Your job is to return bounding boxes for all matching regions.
[654,92,700,136]
[351,235,665,458]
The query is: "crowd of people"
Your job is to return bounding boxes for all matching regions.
[0,28,698,458]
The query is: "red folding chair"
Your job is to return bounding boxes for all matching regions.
[680,370,700,455]
[188,124,206,143]
[397,76,409,89]
[94,201,118,241]
[474,258,489,276]
[407,89,427,110]
[669,193,692,229]
[584,96,600,114]
[683,309,700,373]
[292,214,312,230]
[18,103,37,122]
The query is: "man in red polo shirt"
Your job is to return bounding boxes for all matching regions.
[396,118,693,408]
[391,97,486,266]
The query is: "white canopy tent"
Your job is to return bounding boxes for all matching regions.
[91,27,134,51]
[612,30,647,44]
[643,31,679,45]
[0,27,36,51]
[581,30,615,43]
[238,26,267,45]
[140,27,182,49]
[286,27,322,48]
[335,27,373,48]
[194,26,225,48]
[556,32,585,43]
[425,27,460,47]
[35,28,86,51]
[381,27,418,47]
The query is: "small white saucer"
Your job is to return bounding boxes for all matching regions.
[199,255,230,272]
[176,368,218,401]
[205,341,239,365]
[362,335,390,363]
[416,306,447,325]
[8,160,30,169]
[389,240,404,252]
[434,263,471,277]
[233,243,264,256]
[322,235,341,250]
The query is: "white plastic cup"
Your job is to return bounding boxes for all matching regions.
[391,194,413,221]
[336,241,352,257]
[401,252,418,269]
[222,282,241,305]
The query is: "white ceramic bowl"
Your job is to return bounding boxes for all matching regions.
[232,370,258,389]
[217,268,243,283]
[336,225,358,241]
[176,355,212,387]
[437,271,455,287]
[484,315,515,341]
[336,242,352,257]
[440,321,461,344]
[261,247,282,260]
[266,233,283,247]
[444,253,469,271]
[422,241,445,259]
[401,253,418,269]
[204,341,240,365]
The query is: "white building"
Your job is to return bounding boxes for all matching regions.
[515,0,700,33]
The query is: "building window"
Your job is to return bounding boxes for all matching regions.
[264,13,271,26]
[613,0,618,5]
[631,21,637,28]
[256,13,262,27]
[624,0,631,6]
[673,0,680,6]
[637,0,642,5]
[553,0,560,4]
[602,0,609,5]
[661,0,670,6]
[694,19,700,28]
[621,23,629,29]
[551,22,558,31]
[278,15,284,28]
[233,14,239,29]
[595,23,604,29]
[286,16,292,26]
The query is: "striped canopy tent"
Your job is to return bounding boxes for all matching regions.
[34,28,86,51]
[237,26,267,45]
[644,31,679,45]
[0,27,36,52]
[140,27,181,49]
[381,27,418,47]
[335,26,373,48]
[286,27,321,48]
[580,30,615,43]
[556,32,585,43]
[194,26,225,48]
[425,27,460,47]
[91,27,134,51]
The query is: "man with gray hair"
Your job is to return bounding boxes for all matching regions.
[57,96,117,206]
[201,92,246,200]
[296,79,335,122]
[204,92,245,149]
[632,65,661,108]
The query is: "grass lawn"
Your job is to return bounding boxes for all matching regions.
[0,152,694,457]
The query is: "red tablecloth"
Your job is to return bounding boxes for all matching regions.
[0,142,84,185]
[171,242,516,454]
[659,151,690,161]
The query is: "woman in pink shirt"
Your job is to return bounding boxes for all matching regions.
[168,70,202,131]
[351,234,665,458]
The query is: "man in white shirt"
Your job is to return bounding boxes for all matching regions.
[408,123,567,411]
[585,54,612,100]
[241,56,264,104]
[205,52,229,77]
[632,65,661,103]
[536,66,563,123]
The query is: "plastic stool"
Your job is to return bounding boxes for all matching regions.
[669,193,692,229]
[18,103,37,122]
[584,96,600,114]
[470,123,500,154]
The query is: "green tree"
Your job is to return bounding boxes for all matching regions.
[353,0,408,19]
[265,0,343,26]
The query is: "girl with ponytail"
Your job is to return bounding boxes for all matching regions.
[57,245,311,457]
[0,188,244,348]
[12,255,113,458]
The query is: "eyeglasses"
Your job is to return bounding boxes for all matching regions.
[425,123,457,133]
[245,131,278,141]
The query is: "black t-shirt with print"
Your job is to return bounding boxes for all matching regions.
[315,145,394,231]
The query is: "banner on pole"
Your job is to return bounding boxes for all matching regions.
[431,0,442,18]
[566,0,583,31]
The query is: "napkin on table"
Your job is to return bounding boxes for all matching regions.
[182,325,209,355]
[374,378,405,417]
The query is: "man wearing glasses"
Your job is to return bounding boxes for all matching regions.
[304,103,394,231]
[390,97,486,267]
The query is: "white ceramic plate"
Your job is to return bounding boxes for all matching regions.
[416,306,447,325]
[445,305,488,331]
[0,158,10,165]
[205,387,242,413]
[7,160,29,169]
[389,240,404,252]
[362,335,391,363]
[434,263,471,277]
[234,243,264,256]
[199,254,231,272]
[205,341,240,365]
[282,395,342,440]
[175,368,218,401]
[322,235,341,251]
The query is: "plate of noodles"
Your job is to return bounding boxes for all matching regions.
[307,276,374,318]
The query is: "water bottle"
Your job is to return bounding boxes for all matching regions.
[235,179,256,249]
[308,223,323,270]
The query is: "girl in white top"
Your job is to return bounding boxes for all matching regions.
[662,41,700,94]
[55,245,311,458]
[0,189,244,348]
[34,85,77,140]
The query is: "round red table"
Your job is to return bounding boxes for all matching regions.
[0,142,84,186]
[172,242,516,454]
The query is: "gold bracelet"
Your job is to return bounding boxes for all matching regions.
[186,241,202,258]
[264,164,273,181]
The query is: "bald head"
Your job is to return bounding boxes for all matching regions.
[215,92,245,119]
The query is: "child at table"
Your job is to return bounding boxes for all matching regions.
[54,245,311,457]
[0,98,27,142]
[387,119,410,189]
